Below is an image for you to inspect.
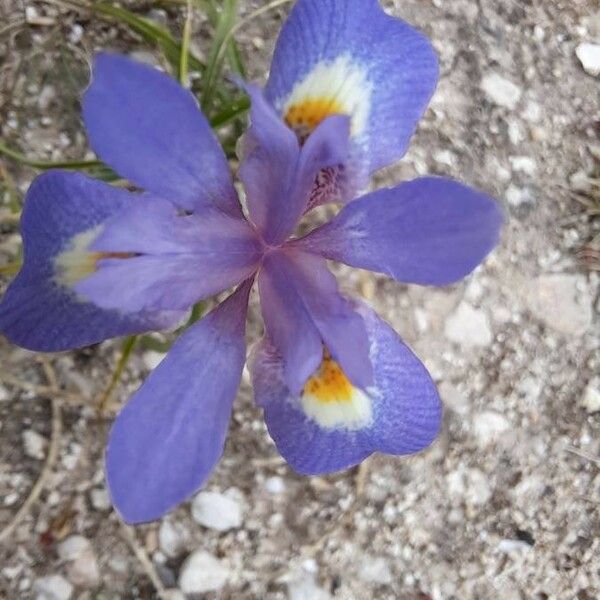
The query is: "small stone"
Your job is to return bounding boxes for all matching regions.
[129,50,162,67]
[57,536,100,588]
[23,429,47,460]
[509,156,537,176]
[57,536,90,561]
[444,302,493,348]
[2,565,22,580]
[524,274,593,336]
[507,120,524,145]
[358,556,393,585]
[66,552,100,588]
[0,384,8,401]
[4,492,19,506]
[89,487,111,511]
[178,550,230,594]
[143,350,166,370]
[481,73,522,109]
[33,575,73,600]
[472,411,510,445]
[158,519,189,558]
[466,469,492,506]
[576,43,600,77]
[191,491,243,531]
[439,382,469,415]
[447,468,491,506]
[68,24,83,44]
[265,476,286,495]
[581,379,600,413]
[497,539,533,554]
[506,185,534,207]
[286,569,331,600]
[108,556,128,574]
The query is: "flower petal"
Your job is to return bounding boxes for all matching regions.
[83,53,240,216]
[76,198,261,312]
[258,253,323,395]
[106,280,252,524]
[250,303,441,475]
[0,171,181,352]
[258,249,372,393]
[266,0,438,177]
[297,177,503,286]
[240,86,350,244]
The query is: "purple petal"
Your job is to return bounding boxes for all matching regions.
[76,199,261,312]
[83,53,240,216]
[0,171,181,352]
[266,0,439,175]
[258,249,372,391]
[240,86,350,244]
[238,86,299,237]
[250,303,441,475]
[106,280,252,524]
[297,177,503,286]
[258,253,323,395]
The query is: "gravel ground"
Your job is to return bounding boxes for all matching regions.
[1,1,599,599]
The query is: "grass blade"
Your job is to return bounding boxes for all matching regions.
[0,141,102,170]
[201,0,238,112]
[179,0,193,86]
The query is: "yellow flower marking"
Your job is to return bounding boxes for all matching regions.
[284,97,345,138]
[303,352,354,403]
[55,226,135,288]
[301,352,373,430]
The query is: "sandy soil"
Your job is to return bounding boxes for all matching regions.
[0,1,598,599]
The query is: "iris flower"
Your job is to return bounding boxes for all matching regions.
[0,0,502,523]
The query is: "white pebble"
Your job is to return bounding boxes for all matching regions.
[143,350,166,370]
[265,476,285,495]
[472,411,511,445]
[158,519,190,558]
[33,575,73,600]
[23,429,47,460]
[191,491,243,531]
[497,539,533,554]
[481,73,522,109]
[358,556,393,585]
[581,379,600,414]
[524,274,593,336]
[509,156,537,176]
[506,184,534,207]
[57,536,100,588]
[57,536,90,561]
[89,488,111,512]
[576,43,600,77]
[178,550,230,594]
[444,302,493,348]
[286,569,331,600]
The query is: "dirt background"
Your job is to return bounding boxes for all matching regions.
[0,1,599,599]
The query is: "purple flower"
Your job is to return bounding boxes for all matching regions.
[0,0,503,523]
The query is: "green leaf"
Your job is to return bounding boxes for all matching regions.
[201,0,239,112]
[209,94,250,128]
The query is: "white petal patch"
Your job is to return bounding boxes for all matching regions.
[301,386,373,430]
[299,352,374,430]
[54,225,103,287]
[277,54,373,138]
